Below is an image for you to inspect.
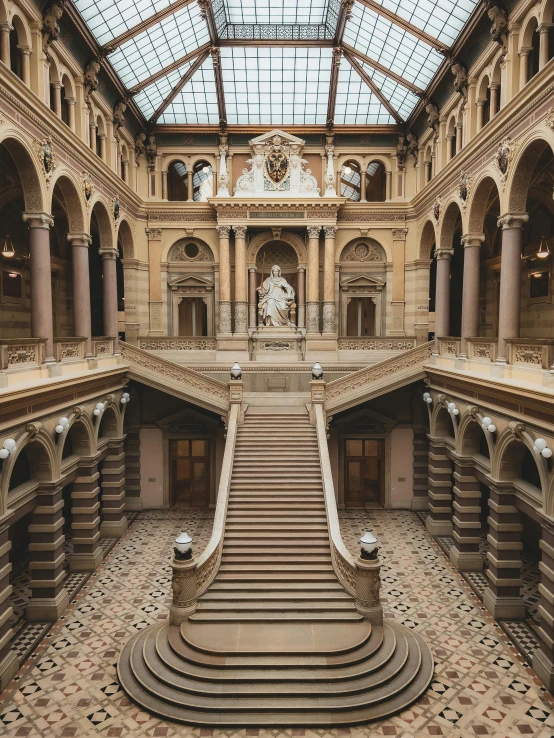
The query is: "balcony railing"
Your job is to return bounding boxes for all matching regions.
[54,337,87,362]
[337,336,417,351]
[0,339,46,369]
[466,337,497,363]
[138,336,217,351]
[506,339,554,371]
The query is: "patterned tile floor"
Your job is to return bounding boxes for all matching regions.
[0,508,553,738]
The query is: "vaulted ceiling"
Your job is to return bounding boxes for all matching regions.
[72,0,478,127]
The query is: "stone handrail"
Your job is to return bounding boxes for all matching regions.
[313,400,357,597]
[119,341,229,414]
[325,341,433,415]
[337,337,417,351]
[138,336,217,351]
[195,401,239,596]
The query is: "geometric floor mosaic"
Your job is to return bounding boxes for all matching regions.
[0,508,552,737]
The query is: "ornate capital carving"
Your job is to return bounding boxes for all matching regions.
[67,232,92,247]
[217,225,231,239]
[508,421,525,438]
[145,227,162,241]
[497,213,529,230]
[392,228,408,240]
[307,225,322,239]
[22,212,54,229]
[323,225,337,239]
[435,248,454,260]
[460,233,485,248]
[233,225,247,239]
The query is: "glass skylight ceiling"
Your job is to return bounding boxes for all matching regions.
[70,0,479,126]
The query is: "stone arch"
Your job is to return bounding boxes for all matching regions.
[0,0,8,24]
[96,404,121,444]
[457,412,493,460]
[431,403,456,440]
[59,68,76,98]
[9,8,32,49]
[493,427,548,495]
[247,231,307,265]
[447,113,457,137]
[419,219,437,259]
[338,236,388,263]
[117,218,134,258]
[542,0,554,24]
[49,171,86,233]
[167,236,214,263]
[162,231,218,262]
[439,200,464,250]
[163,156,189,173]
[89,198,114,251]
[507,135,554,214]
[519,9,540,51]
[0,131,45,212]
[59,414,93,464]
[468,173,502,233]
[0,429,57,514]
[477,72,490,101]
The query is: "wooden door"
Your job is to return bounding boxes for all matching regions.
[345,438,383,507]
[169,439,209,507]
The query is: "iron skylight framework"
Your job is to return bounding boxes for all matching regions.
[71,0,479,127]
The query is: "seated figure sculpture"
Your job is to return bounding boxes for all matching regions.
[258,264,295,327]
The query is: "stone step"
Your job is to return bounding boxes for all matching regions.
[218,564,335,572]
[215,573,338,582]
[188,612,365,623]
[221,548,331,556]
[195,601,357,612]
[208,582,345,591]
[225,517,327,524]
[200,592,350,601]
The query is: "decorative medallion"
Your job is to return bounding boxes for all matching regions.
[83,171,93,206]
[493,137,515,186]
[459,171,472,210]
[113,197,120,222]
[171,242,212,262]
[433,198,441,221]
[266,148,289,184]
[34,137,56,183]
[342,241,384,262]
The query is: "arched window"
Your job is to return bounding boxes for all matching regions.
[366,161,386,202]
[522,448,541,490]
[8,450,31,492]
[193,161,212,201]
[96,117,105,160]
[168,161,188,201]
[61,75,72,126]
[524,18,540,82]
[9,27,23,81]
[424,148,432,184]
[340,160,361,201]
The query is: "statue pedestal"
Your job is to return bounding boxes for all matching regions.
[250,326,305,362]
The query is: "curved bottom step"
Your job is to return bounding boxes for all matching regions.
[118,620,433,727]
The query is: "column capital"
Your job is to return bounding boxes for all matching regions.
[519,47,532,56]
[461,233,485,248]
[248,266,257,273]
[99,247,118,260]
[145,227,162,241]
[392,228,408,241]
[22,212,54,229]
[323,225,337,239]
[67,232,92,247]
[538,23,553,33]
[216,225,231,238]
[489,82,500,90]
[307,225,322,239]
[297,265,306,272]
[65,96,76,105]
[497,212,529,230]
[233,224,247,239]
[0,23,13,32]
[435,248,454,260]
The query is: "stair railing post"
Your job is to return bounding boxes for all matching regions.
[229,379,244,425]
[310,379,325,426]
[355,554,383,626]
[170,556,198,625]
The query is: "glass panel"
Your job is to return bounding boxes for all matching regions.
[158,58,220,124]
[193,462,207,491]
[221,46,332,125]
[359,63,420,119]
[365,440,381,457]
[74,0,176,46]
[370,0,478,47]
[192,440,207,457]
[346,439,363,457]
[108,4,209,88]
[223,0,329,24]
[173,458,191,502]
[348,461,362,491]
[335,59,394,125]
[134,60,194,120]
[172,440,189,457]
[344,3,443,89]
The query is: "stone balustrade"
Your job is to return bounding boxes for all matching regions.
[436,337,461,357]
[505,338,554,371]
[466,337,498,363]
[53,337,87,362]
[337,337,417,351]
[0,339,46,369]
[92,337,116,357]
[138,337,217,351]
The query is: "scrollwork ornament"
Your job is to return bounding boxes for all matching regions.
[82,171,93,207]
[459,171,471,209]
[493,137,515,186]
[34,137,56,183]
[433,198,441,222]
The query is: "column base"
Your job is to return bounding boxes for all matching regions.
[411,497,429,511]
[70,547,103,572]
[26,588,70,622]
[169,602,197,626]
[0,649,19,692]
[483,588,526,620]
[425,517,453,536]
[532,647,554,691]
[356,602,383,626]
[449,547,483,572]
[100,517,128,538]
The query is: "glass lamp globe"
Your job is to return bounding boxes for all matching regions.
[312,362,323,379]
[360,531,378,556]
[174,531,193,559]
[230,362,242,380]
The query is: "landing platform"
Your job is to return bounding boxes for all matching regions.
[181,620,371,654]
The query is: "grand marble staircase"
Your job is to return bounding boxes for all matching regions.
[118,409,433,725]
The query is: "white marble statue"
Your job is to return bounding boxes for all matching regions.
[258,265,295,327]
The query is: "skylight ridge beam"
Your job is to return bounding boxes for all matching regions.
[327,46,342,128]
[344,50,403,123]
[126,44,211,94]
[342,43,424,95]
[355,0,449,53]
[101,0,197,53]
[149,49,210,122]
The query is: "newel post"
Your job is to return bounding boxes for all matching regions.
[170,533,197,626]
[355,534,383,625]
[310,376,325,426]
[229,377,244,425]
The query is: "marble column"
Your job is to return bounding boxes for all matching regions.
[0,512,18,692]
[385,170,392,200]
[360,170,367,202]
[23,212,55,363]
[66,96,76,131]
[70,462,103,571]
[307,225,321,333]
[89,121,96,151]
[539,25,551,70]
[323,225,337,334]
[533,512,554,690]
[146,228,163,334]
[433,248,454,350]
[449,461,484,571]
[100,247,119,351]
[0,24,10,67]
[425,441,454,536]
[217,225,232,334]
[27,484,70,621]
[490,84,500,118]
[519,49,530,87]
[99,134,107,162]
[100,443,128,538]
[460,234,484,357]
[446,135,454,162]
[187,169,193,201]
[161,170,168,201]
[248,267,257,328]
[52,82,62,117]
[19,47,31,86]
[391,228,407,335]
[476,100,485,131]
[68,233,92,356]
[456,125,463,154]
[297,266,306,329]
[233,225,248,334]
[496,214,528,363]
[483,483,525,619]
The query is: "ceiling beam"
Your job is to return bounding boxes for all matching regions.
[344,50,403,124]
[342,43,424,95]
[327,47,342,129]
[149,50,210,123]
[127,44,210,95]
[102,0,197,53]
[211,47,227,128]
[197,0,218,44]
[355,0,448,53]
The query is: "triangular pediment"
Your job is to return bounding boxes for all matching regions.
[250,130,305,147]
[156,407,220,430]
[169,274,214,288]
[340,273,385,287]
[334,407,397,432]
